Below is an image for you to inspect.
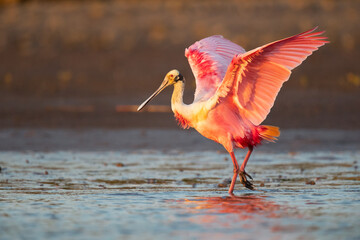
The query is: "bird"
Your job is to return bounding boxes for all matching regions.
[137,27,328,194]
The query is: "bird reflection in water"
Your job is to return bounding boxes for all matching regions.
[170,195,301,239]
[174,195,286,227]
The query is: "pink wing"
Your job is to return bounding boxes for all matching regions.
[185,35,246,102]
[212,27,328,125]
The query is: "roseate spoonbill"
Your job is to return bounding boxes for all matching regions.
[137,27,328,194]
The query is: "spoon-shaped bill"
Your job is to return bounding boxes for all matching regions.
[137,80,169,111]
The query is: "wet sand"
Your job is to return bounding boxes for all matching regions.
[0,128,359,239]
[0,128,359,152]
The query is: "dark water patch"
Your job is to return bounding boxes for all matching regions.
[312,155,339,161]
[93,178,174,185]
[269,162,353,170]
[333,176,360,181]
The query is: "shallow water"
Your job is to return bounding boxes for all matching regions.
[0,150,359,240]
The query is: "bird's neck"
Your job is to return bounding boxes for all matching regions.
[171,81,192,129]
[171,81,185,112]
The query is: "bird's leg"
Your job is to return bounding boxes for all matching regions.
[239,146,254,190]
[228,152,239,194]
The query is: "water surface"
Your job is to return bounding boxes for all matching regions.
[1,149,359,240]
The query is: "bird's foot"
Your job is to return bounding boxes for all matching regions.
[239,170,254,190]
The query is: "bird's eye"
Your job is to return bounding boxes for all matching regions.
[169,74,174,78]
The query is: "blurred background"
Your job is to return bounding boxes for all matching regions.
[0,0,359,129]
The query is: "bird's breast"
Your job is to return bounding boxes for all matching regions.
[174,111,192,129]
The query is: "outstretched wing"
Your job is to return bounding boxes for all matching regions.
[210,27,328,126]
[185,35,246,102]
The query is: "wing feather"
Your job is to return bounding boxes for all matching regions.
[210,27,328,125]
[185,35,246,102]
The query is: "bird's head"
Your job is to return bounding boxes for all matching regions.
[165,69,184,85]
[137,69,184,111]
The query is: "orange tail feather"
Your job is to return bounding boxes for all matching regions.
[258,125,280,142]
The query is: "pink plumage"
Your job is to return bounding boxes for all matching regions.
[138,27,328,194]
[185,35,246,102]
[187,27,328,125]
[174,111,191,129]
